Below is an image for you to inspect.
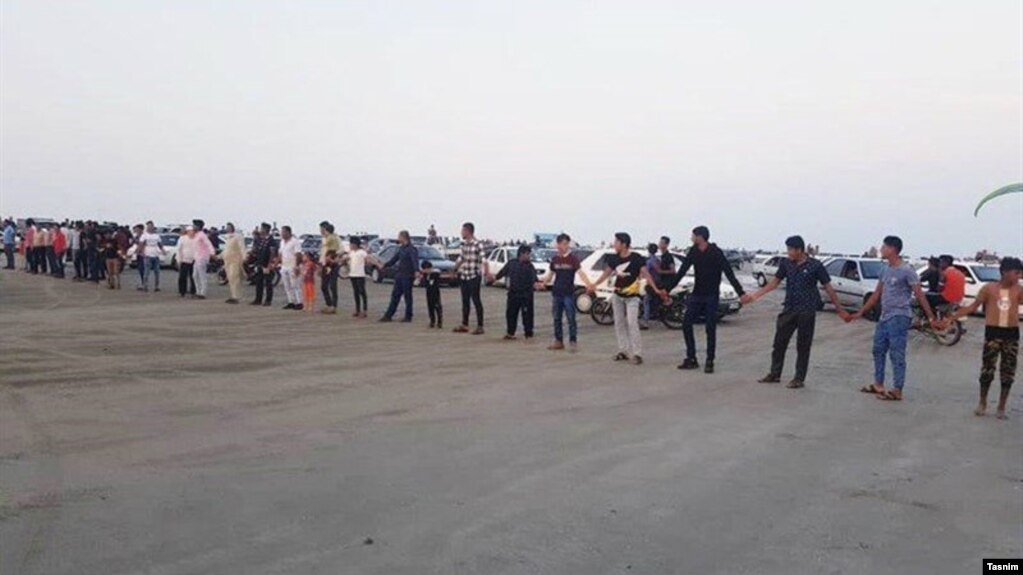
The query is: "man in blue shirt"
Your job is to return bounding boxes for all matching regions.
[2,219,15,269]
[853,235,938,401]
[380,230,420,323]
[742,235,849,388]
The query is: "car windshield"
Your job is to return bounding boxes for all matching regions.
[160,235,179,246]
[860,260,884,280]
[532,249,556,262]
[417,246,444,259]
[972,266,1000,282]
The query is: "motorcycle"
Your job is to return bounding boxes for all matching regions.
[590,291,687,330]
[913,303,963,346]
[216,261,281,287]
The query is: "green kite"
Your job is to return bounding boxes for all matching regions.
[974,183,1023,217]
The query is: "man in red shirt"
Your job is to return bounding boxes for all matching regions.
[927,254,966,310]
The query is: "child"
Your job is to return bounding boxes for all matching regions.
[491,244,537,341]
[103,237,122,289]
[420,260,443,329]
[341,237,380,319]
[299,252,318,313]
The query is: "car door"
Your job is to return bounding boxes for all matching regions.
[824,259,849,306]
[491,249,508,286]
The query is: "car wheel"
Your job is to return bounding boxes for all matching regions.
[755,273,766,287]
[575,289,593,314]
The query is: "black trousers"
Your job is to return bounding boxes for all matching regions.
[321,268,339,308]
[350,277,368,313]
[506,292,534,337]
[74,249,88,278]
[460,276,484,327]
[178,262,196,296]
[253,267,274,304]
[426,287,443,325]
[770,311,817,381]
[3,244,13,269]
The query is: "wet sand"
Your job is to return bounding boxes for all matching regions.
[1,268,1020,574]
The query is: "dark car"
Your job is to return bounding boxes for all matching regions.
[301,236,322,260]
[371,244,458,286]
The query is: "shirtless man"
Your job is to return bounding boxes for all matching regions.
[942,257,1022,420]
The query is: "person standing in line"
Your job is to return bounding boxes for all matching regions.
[2,219,14,270]
[379,231,419,323]
[299,252,318,313]
[220,223,245,304]
[492,244,538,341]
[340,237,380,318]
[191,219,215,300]
[130,224,145,289]
[420,260,443,328]
[137,221,165,292]
[535,233,592,351]
[586,233,669,365]
[852,235,938,401]
[319,221,343,314]
[36,224,50,275]
[452,222,489,334]
[51,224,67,278]
[23,219,36,273]
[177,227,197,298]
[66,222,81,277]
[277,225,303,310]
[740,235,851,388]
[641,243,660,328]
[249,222,277,306]
[103,235,122,289]
[673,226,746,374]
[941,257,1022,420]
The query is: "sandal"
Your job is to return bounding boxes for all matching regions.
[860,384,885,395]
[613,352,630,362]
[877,390,902,401]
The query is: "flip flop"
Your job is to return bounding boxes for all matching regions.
[860,384,884,395]
[876,390,902,401]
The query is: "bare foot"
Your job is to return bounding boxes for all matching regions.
[974,404,987,417]
[996,410,1008,420]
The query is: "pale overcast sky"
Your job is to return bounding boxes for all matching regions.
[2,1,1021,255]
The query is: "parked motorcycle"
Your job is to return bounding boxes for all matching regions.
[913,303,963,346]
[590,291,686,330]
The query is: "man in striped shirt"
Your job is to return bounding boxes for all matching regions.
[452,222,489,335]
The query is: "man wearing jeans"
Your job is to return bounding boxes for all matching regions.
[742,235,850,388]
[853,235,938,401]
[138,221,165,292]
[452,222,489,335]
[537,233,590,351]
[379,231,419,322]
[587,233,668,365]
[673,226,746,374]
[249,222,277,306]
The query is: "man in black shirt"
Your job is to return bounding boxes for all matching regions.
[741,235,850,387]
[674,226,746,374]
[493,244,538,340]
[249,222,277,306]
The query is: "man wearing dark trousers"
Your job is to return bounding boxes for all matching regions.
[380,230,419,323]
[492,244,538,340]
[452,222,490,335]
[741,235,850,388]
[673,226,746,374]
[249,222,277,306]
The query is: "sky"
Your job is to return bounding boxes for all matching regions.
[2,0,1021,255]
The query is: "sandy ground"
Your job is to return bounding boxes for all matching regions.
[1,265,1020,575]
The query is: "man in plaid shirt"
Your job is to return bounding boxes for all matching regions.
[452,222,489,334]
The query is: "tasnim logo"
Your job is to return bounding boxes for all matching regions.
[984,559,1022,573]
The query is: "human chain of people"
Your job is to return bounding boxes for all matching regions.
[4,218,1020,420]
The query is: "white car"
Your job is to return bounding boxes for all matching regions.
[816,256,886,318]
[915,260,1023,317]
[126,233,181,269]
[485,246,551,288]
[752,254,785,287]
[573,248,741,318]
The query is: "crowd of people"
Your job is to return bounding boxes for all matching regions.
[4,217,1020,420]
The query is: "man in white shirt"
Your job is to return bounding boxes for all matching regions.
[138,221,166,292]
[66,223,81,279]
[277,226,303,310]
[191,219,216,299]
